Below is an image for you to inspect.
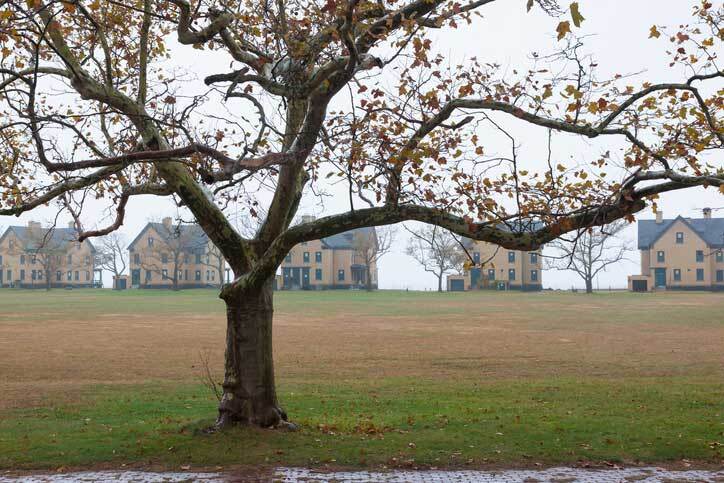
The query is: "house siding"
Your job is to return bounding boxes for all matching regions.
[630,214,724,292]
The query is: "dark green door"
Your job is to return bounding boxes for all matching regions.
[450,279,464,291]
[470,268,481,288]
[131,269,140,286]
[654,268,666,288]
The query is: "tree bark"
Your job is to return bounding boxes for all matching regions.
[437,272,443,292]
[585,278,593,293]
[216,278,288,428]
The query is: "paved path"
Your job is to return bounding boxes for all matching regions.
[2,467,723,482]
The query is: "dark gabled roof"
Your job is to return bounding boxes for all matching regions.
[128,222,209,252]
[638,216,724,249]
[321,227,376,250]
[0,226,95,252]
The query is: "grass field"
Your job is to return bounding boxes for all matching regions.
[0,289,722,471]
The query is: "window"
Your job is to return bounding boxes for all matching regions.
[473,252,480,264]
[206,270,210,280]
[74,271,79,281]
[508,251,515,263]
[315,251,322,263]
[696,268,705,281]
[488,269,495,280]
[696,250,704,262]
[20,269,25,281]
[211,271,215,281]
[657,251,665,263]
[162,269,168,279]
[717,251,723,263]
[303,252,310,263]
[67,254,72,265]
[184,254,189,264]
[673,269,681,281]
[315,268,323,280]
[6,270,11,282]
[84,256,90,265]
[85,271,90,281]
[31,270,36,281]
[530,270,538,282]
[195,270,201,281]
[145,270,152,282]
[195,253,202,264]
[56,271,61,281]
[184,270,188,280]
[338,269,345,281]
[31,256,36,265]
[37,271,42,280]
[0,255,2,265]
[9,240,14,249]
[148,237,154,247]
[134,253,140,264]
[508,268,516,281]
[717,270,723,283]
[676,232,684,244]
[530,253,538,264]
[285,253,292,263]
[161,253,169,264]
[67,271,72,281]
[20,255,25,265]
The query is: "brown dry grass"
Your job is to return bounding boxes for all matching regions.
[1,289,722,410]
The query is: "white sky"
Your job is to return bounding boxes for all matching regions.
[1,0,722,290]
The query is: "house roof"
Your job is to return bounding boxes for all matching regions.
[638,216,724,249]
[0,226,96,252]
[321,227,376,250]
[128,222,209,252]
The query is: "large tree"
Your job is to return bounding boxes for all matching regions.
[0,0,721,429]
[352,225,394,290]
[96,232,127,289]
[405,225,466,292]
[546,220,630,293]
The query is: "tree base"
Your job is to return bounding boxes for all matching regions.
[212,405,299,431]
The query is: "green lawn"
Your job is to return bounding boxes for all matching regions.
[0,289,722,470]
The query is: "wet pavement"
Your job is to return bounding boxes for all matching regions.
[2,467,724,482]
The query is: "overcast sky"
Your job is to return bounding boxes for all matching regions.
[1,0,721,290]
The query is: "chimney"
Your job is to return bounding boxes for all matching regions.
[703,207,712,220]
[655,210,663,224]
[162,217,173,229]
[301,215,316,224]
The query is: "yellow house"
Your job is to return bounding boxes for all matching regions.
[127,218,226,289]
[629,208,724,292]
[0,221,98,288]
[279,219,378,290]
[447,239,543,291]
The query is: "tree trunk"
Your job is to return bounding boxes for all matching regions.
[585,278,593,293]
[437,273,443,292]
[365,265,373,291]
[216,278,289,429]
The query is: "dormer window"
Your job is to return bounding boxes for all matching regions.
[675,232,684,244]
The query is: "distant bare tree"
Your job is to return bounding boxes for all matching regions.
[547,220,631,293]
[352,227,395,291]
[405,225,467,292]
[97,233,127,289]
[138,219,205,291]
[18,224,67,290]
